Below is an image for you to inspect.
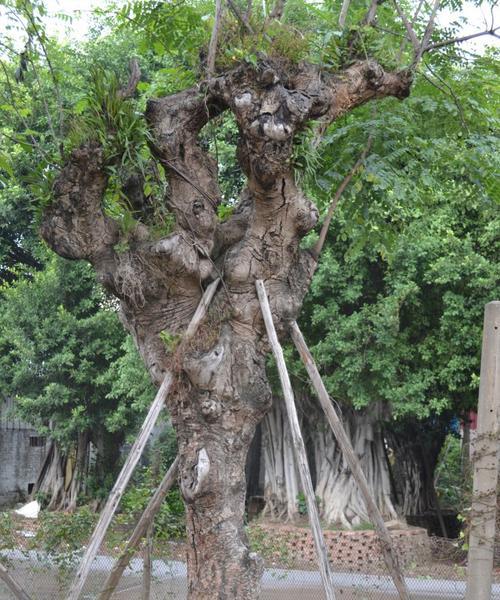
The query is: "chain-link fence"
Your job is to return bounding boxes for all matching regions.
[2,515,500,600]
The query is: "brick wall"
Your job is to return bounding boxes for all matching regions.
[251,523,431,570]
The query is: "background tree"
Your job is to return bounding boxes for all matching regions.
[0,254,154,509]
[263,45,499,527]
[263,50,499,526]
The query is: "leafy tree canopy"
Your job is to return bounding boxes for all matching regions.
[0,253,154,448]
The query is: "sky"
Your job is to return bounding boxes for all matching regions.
[2,0,499,54]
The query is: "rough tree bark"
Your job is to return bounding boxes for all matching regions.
[386,417,448,519]
[261,395,301,521]
[262,395,397,528]
[35,431,89,511]
[308,400,397,528]
[41,57,411,598]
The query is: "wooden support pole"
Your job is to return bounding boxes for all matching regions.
[0,563,32,600]
[142,524,153,600]
[465,301,500,600]
[255,280,337,600]
[68,279,220,600]
[207,0,223,77]
[98,456,179,600]
[290,321,411,600]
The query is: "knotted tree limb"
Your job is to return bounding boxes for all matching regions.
[67,279,220,600]
[98,456,180,600]
[290,321,411,600]
[256,279,337,600]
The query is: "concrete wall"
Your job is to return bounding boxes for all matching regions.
[0,397,48,507]
[0,429,48,507]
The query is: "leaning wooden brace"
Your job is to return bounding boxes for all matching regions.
[0,564,32,600]
[67,279,219,600]
[256,279,337,600]
[98,456,180,600]
[290,321,410,600]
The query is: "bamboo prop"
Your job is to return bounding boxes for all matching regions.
[0,563,32,600]
[465,301,500,600]
[255,280,337,600]
[98,456,180,600]
[290,321,411,600]
[67,279,220,600]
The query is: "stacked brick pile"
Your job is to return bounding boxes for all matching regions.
[252,523,431,570]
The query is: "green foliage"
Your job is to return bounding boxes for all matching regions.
[97,336,155,435]
[217,18,312,69]
[292,123,323,185]
[200,112,244,203]
[435,433,470,511]
[0,512,16,563]
[159,330,182,353]
[0,255,153,498]
[32,507,97,572]
[68,66,165,235]
[217,203,234,221]
[35,506,97,555]
[290,57,499,423]
[0,257,121,446]
[119,427,185,540]
[296,492,321,516]
[352,521,375,531]
[68,67,149,168]
[247,524,294,567]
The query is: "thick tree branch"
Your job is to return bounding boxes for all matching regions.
[146,88,222,254]
[209,59,410,188]
[40,144,118,263]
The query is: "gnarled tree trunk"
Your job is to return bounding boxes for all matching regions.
[386,417,448,518]
[40,58,411,598]
[35,431,89,511]
[262,395,397,528]
[309,401,397,528]
[262,395,301,520]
